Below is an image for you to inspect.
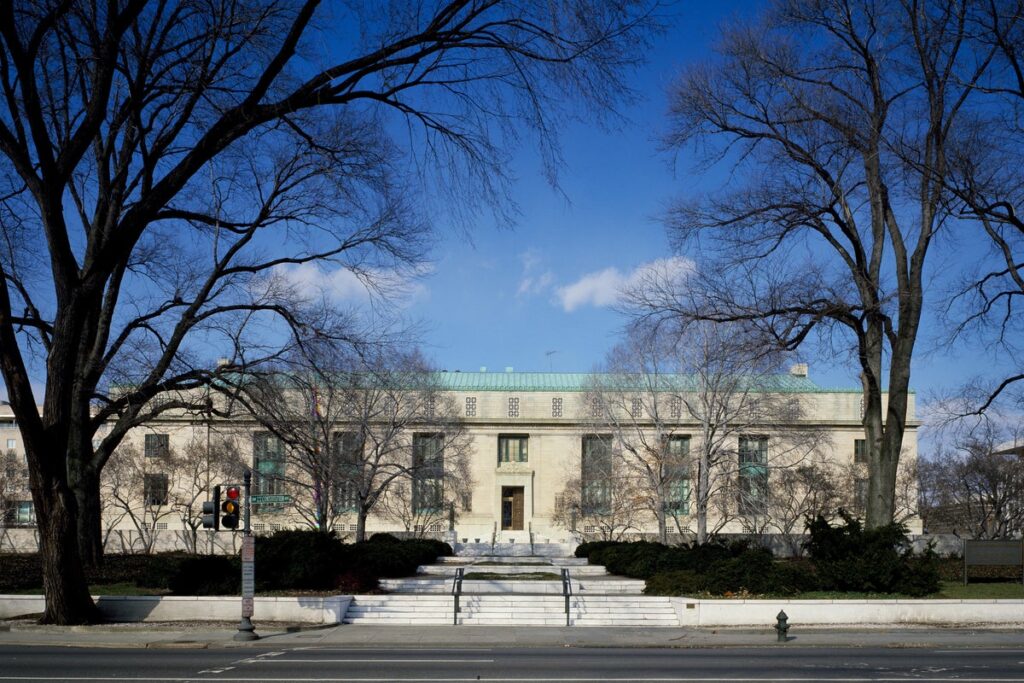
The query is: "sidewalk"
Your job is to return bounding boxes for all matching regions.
[1,621,1023,650]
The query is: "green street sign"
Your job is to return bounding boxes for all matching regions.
[250,494,292,504]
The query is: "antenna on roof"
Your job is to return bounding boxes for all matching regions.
[545,350,558,372]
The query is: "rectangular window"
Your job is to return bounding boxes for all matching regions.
[144,473,169,506]
[552,397,563,418]
[581,435,613,514]
[631,398,643,418]
[2,500,34,526]
[465,396,477,417]
[508,397,520,418]
[253,431,286,497]
[5,439,14,450]
[591,398,602,418]
[144,433,169,459]
[854,477,868,511]
[664,435,691,515]
[412,433,444,513]
[0,420,16,430]
[738,435,768,515]
[498,434,529,463]
[854,439,868,464]
[425,396,436,418]
[333,431,363,512]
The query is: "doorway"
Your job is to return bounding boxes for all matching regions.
[501,486,525,530]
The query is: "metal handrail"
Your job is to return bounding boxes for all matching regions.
[451,567,465,626]
[560,567,572,627]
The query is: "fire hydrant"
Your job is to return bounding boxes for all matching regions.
[774,610,790,642]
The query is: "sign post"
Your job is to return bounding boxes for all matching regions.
[234,469,259,641]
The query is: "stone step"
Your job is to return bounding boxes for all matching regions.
[417,564,606,576]
[454,542,575,558]
[438,555,588,566]
[378,579,645,594]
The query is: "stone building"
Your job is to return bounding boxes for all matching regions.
[0,366,921,552]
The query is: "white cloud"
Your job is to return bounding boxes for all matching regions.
[555,256,694,312]
[274,262,429,306]
[516,249,555,298]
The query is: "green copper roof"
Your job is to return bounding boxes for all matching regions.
[431,371,851,393]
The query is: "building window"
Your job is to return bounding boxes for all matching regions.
[144,433,169,459]
[253,431,286,497]
[333,431,363,513]
[412,433,444,513]
[854,439,868,464]
[508,397,520,418]
[5,439,14,450]
[581,435,613,514]
[144,473,169,506]
[465,396,477,417]
[461,493,472,512]
[631,398,643,418]
[738,435,768,515]
[424,396,436,418]
[664,435,691,515]
[669,398,682,419]
[552,397,563,418]
[0,420,16,430]
[854,477,868,511]
[498,434,529,464]
[591,398,602,418]
[2,500,34,526]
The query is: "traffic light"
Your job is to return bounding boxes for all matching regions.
[202,485,221,531]
[221,485,241,530]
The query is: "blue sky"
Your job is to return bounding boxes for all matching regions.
[386,0,1002,415]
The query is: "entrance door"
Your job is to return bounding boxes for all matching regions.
[501,486,525,530]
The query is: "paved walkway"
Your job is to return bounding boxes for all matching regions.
[1,621,1023,650]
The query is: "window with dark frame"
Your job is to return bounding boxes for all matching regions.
[253,431,286,502]
[663,435,691,515]
[144,433,169,459]
[581,434,613,514]
[2,500,34,526]
[333,431,363,513]
[498,434,529,464]
[854,477,868,511]
[738,435,768,515]
[854,439,868,464]
[144,473,169,506]
[412,433,444,513]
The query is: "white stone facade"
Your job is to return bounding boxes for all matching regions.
[0,368,922,553]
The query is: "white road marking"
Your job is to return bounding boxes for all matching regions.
[246,658,496,663]
[5,677,1024,682]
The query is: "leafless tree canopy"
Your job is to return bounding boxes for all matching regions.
[233,345,472,541]
[649,0,990,530]
[576,319,826,544]
[0,0,659,623]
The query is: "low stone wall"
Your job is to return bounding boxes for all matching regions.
[0,595,351,624]
[677,598,1024,627]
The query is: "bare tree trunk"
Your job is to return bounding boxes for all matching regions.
[72,468,104,567]
[35,483,99,624]
[356,507,368,543]
[696,448,710,545]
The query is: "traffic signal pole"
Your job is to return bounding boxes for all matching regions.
[234,468,258,641]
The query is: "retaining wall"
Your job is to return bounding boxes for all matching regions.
[0,595,350,624]
[675,598,1024,627]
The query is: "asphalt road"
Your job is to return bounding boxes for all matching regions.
[2,645,1024,681]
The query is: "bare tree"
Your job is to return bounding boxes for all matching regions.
[588,319,824,544]
[647,0,991,531]
[237,347,471,541]
[919,425,1024,539]
[168,432,245,554]
[99,443,178,554]
[0,0,658,622]
[553,473,644,542]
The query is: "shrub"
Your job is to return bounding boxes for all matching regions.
[805,511,940,596]
[644,570,708,596]
[575,540,623,559]
[590,541,666,579]
[255,529,347,590]
[167,555,240,595]
[367,532,403,544]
